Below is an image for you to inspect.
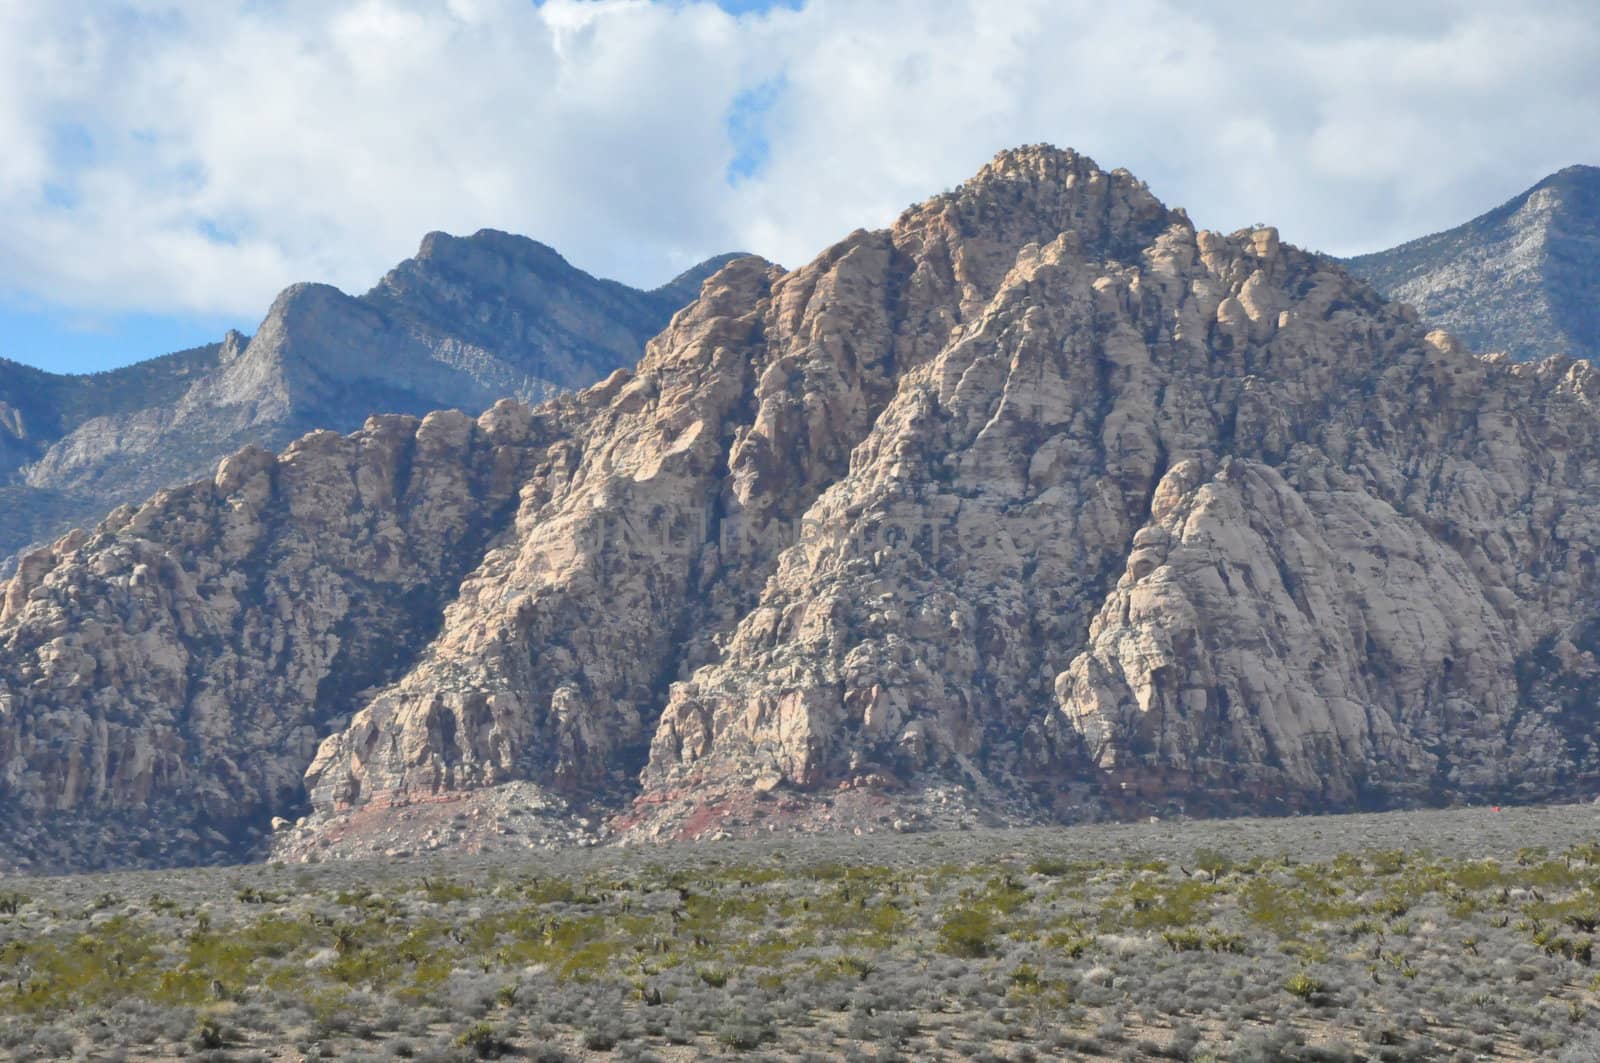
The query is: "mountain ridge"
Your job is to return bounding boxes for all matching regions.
[1346,163,1600,362]
[0,235,741,565]
[3,145,1600,872]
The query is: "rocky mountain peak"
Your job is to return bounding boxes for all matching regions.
[652,252,755,305]
[1507,165,1600,230]
[390,228,579,292]
[217,328,249,364]
[4,146,1600,871]
[1541,162,1600,191]
[899,146,1174,268]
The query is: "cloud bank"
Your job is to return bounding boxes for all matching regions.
[1,0,1597,322]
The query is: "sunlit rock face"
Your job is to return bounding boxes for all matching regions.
[5,146,1600,870]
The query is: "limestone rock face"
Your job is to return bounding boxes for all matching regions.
[0,235,738,563]
[5,145,1600,870]
[631,183,1600,835]
[1347,164,1600,363]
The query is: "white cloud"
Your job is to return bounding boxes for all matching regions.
[0,0,1596,321]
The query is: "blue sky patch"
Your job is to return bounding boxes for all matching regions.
[48,122,97,167]
[711,0,804,13]
[196,218,240,246]
[726,75,786,184]
[0,298,250,376]
[42,183,79,211]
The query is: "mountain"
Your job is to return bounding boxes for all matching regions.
[0,342,229,557]
[0,234,740,563]
[4,145,1600,872]
[1346,164,1600,362]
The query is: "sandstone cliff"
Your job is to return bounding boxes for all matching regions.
[0,400,575,867]
[4,146,1599,870]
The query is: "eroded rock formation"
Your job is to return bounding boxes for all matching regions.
[3,146,1598,870]
[0,402,565,866]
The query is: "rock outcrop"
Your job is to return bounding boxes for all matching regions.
[0,235,739,563]
[0,400,571,867]
[1347,164,1600,363]
[4,145,1600,871]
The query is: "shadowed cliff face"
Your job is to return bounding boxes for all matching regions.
[0,235,739,565]
[4,146,1600,872]
[1347,164,1600,364]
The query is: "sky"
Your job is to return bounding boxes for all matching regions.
[1,0,1596,374]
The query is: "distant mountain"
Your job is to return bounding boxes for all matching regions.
[0,234,742,560]
[0,341,228,556]
[1346,165,1600,361]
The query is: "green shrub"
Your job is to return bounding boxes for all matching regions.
[420,877,476,904]
[1193,849,1233,881]
[1372,894,1409,919]
[1206,930,1246,954]
[192,1016,227,1050]
[1046,930,1093,958]
[1009,963,1044,991]
[1284,971,1322,1001]
[938,908,996,957]
[455,1022,513,1058]
[836,956,877,981]
[715,1018,771,1050]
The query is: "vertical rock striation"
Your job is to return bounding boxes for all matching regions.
[3,146,1599,870]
